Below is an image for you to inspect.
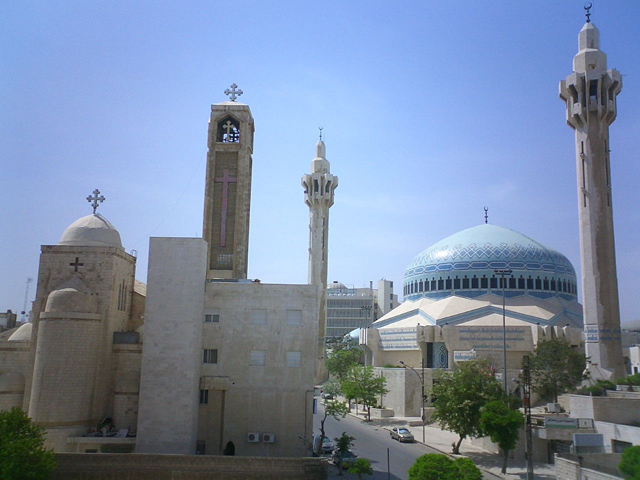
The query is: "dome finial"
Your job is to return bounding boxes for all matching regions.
[319,126,323,141]
[584,2,592,23]
[86,189,105,214]
[484,206,489,224]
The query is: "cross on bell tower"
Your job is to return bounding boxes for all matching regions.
[224,83,243,102]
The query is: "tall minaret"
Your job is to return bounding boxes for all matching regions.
[559,14,624,380]
[203,84,254,280]
[302,132,338,383]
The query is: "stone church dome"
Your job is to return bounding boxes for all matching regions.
[45,278,98,314]
[404,224,578,302]
[59,214,123,248]
[7,322,32,342]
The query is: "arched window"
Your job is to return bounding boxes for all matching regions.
[518,276,525,289]
[543,278,549,290]
[217,116,240,143]
[453,277,461,289]
[509,277,516,289]
[480,276,488,289]
[437,279,444,290]
[551,279,556,291]
[472,276,479,289]
[535,278,542,290]
[430,279,436,291]
[490,276,498,289]
[527,277,534,289]
[462,276,470,289]
[445,278,452,290]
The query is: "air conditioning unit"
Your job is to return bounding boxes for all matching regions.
[262,433,275,443]
[247,432,260,443]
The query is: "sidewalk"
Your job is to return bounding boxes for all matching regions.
[345,407,556,480]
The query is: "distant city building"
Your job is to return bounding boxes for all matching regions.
[0,310,17,332]
[326,280,399,340]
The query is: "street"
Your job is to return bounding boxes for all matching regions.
[313,401,503,480]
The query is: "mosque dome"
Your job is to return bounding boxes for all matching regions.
[7,322,32,342]
[404,224,578,302]
[59,214,123,248]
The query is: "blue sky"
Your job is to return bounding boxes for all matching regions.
[2,1,639,323]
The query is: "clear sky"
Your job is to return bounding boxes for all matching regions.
[2,1,639,324]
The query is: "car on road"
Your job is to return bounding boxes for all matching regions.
[390,427,414,443]
[321,392,333,400]
[321,436,334,454]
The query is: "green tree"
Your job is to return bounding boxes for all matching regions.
[322,379,342,398]
[326,348,361,381]
[333,432,355,476]
[479,400,524,474]
[408,454,482,480]
[620,445,640,479]
[528,338,586,402]
[340,365,388,421]
[315,399,349,455]
[346,458,373,479]
[431,359,504,454]
[0,407,56,480]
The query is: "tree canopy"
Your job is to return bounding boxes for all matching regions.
[326,348,361,380]
[479,400,524,474]
[315,399,349,455]
[346,458,373,479]
[620,445,640,479]
[340,365,388,421]
[0,407,57,480]
[408,454,482,480]
[431,359,504,454]
[528,338,586,402]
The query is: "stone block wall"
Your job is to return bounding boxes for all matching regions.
[50,453,327,480]
[555,453,623,480]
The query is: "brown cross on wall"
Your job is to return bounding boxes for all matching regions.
[70,257,84,272]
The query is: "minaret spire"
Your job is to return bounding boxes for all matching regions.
[302,134,338,383]
[559,16,624,380]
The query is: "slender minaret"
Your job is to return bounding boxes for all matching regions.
[559,13,625,380]
[302,132,338,383]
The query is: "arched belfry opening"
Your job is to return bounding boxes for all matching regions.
[216,115,240,143]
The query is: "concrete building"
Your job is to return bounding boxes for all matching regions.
[326,280,400,340]
[0,310,17,331]
[559,16,625,381]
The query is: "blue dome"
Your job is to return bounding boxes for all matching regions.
[404,224,577,302]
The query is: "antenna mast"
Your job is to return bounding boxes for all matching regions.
[21,277,33,323]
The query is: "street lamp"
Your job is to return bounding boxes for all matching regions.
[399,360,425,443]
[494,269,513,395]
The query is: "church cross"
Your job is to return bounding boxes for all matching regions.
[86,189,105,214]
[224,83,243,102]
[70,257,84,272]
[214,169,237,247]
[223,120,235,137]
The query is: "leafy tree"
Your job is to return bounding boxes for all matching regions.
[333,432,355,476]
[408,454,482,480]
[479,400,524,474]
[326,348,361,381]
[346,458,373,479]
[620,445,640,479]
[340,365,388,421]
[322,379,342,398]
[315,399,349,455]
[0,407,56,480]
[431,359,503,454]
[528,338,586,402]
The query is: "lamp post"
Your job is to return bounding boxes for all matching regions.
[399,360,425,443]
[494,269,513,394]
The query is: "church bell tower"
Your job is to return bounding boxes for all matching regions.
[302,132,338,382]
[203,84,254,279]
[559,13,625,380]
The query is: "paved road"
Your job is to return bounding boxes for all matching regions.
[313,401,503,480]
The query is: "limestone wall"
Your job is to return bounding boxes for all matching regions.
[0,342,30,411]
[570,395,640,426]
[51,453,327,480]
[554,453,623,480]
[113,344,142,431]
[136,238,207,454]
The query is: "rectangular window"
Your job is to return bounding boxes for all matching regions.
[251,309,267,325]
[286,310,302,326]
[203,349,218,364]
[204,308,220,323]
[199,389,209,404]
[286,351,302,367]
[250,350,266,366]
[490,277,498,289]
[480,277,488,289]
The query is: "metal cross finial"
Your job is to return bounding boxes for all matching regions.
[87,189,105,214]
[319,126,323,140]
[484,206,489,224]
[584,2,592,23]
[224,83,243,101]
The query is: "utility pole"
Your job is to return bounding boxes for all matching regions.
[494,269,512,394]
[523,355,534,480]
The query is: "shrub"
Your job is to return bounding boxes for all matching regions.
[408,453,482,480]
[619,445,640,479]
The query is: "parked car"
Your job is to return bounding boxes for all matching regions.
[321,436,334,454]
[390,427,414,443]
[331,449,357,464]
[321,392,334,400]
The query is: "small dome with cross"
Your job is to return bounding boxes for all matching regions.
[59,214,123,248]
